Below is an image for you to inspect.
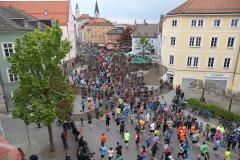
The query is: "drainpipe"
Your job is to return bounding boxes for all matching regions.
[0,70,9,112]
[232,46,240,86]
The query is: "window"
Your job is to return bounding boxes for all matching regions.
[223,58,231,68]
[2,42,14,58]
[187,57,199,67]
[208,57,215,68]
[210,37,218,48]
[170,37,176,46]
[213,19,221,27]
[169,55,174,65]
[231,19,239,27]
[172,20,177,26]
[189,36,201,47]
[227,37,235,48]
[8,69,18,82]
[191,19,204,27]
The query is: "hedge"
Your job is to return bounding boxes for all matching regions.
[187,98,240,122]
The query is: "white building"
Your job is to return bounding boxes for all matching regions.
[132,21,161,55]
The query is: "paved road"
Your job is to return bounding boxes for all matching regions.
[75,92,238,160]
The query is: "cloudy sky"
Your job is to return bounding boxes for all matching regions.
[72,0,186,23]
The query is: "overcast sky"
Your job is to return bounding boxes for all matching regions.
[72,0,186,23]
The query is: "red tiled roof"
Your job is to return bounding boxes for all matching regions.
[0,1,69,25]
[168,0,240,15]
[85,18,113,26]
[79,14,92,19]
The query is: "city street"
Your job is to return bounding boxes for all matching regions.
[0,66,238,159]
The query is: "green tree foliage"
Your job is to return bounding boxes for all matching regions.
[139,35,153,56]
[8,21,75,152]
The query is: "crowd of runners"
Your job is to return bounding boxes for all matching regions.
[61,51,239,160]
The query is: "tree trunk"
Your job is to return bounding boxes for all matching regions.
[47,124,55,152]
[201,87,205,100]
[228,96,233,112]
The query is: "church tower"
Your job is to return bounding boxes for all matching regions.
[75,3,80,19]
[94,0,100,18]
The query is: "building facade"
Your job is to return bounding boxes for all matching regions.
[132,22,161,55]
[83,18,114,45]
[106,28,123,43]
[75,14,92,43]
[0,0,76,61]
[0,6,51,111]
[161,0,240,91]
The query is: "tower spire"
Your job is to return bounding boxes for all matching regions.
[75,3,80,18]
[94,0,100,18]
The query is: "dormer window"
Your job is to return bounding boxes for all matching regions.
[44,10,48,16]
[24,19,28,28]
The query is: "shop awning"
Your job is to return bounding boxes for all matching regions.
[131,57,152,64]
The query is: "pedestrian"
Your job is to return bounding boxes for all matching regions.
[115,116,120,130]
[120,121,125,137]
[18,147,25,160]
[213,139,221,156]
[151,142,158,160]
[150,122,155,133]
[177,144,184,159]
[99,144,107,159]
[200,141,209,160]
[139,145,147,160]
[81,100,85,112]
[224,148,231,160]
[116,154,124,160]
[111,109,115,120]
[145,135,152,150]
[101,133,108,145]
[108,147,114,160]
[61,131,68,149]
[106,114,111,131]
[123,130,130,148]
[65,153,72,160]
[135,132,141,148]
[79,111,84,126]
[87,112,92,128]
[115,142,123,156]
[183,141,190,158]
[204,124,210,140]
[29,154,38,160]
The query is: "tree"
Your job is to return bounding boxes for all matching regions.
[219,89,240,112]
[139,35,153,57]
[190,80,217,102]
[118,27,132,49]
[8,21,75,152]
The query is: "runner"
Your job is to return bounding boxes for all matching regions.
[123,130,130,148]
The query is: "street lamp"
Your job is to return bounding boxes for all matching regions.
[24,121,31,148]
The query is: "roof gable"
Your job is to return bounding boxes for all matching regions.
[133,24,159,38]
[168,0,240,15]
[0,1,69,25]
[0,6,50,32]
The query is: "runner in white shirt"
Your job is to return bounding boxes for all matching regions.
[150,122,155,133]
[108,147,114,160]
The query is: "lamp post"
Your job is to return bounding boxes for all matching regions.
[24,121,30,148]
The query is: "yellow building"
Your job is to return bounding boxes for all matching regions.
[83,18,114,45]
[161,0,240,92]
